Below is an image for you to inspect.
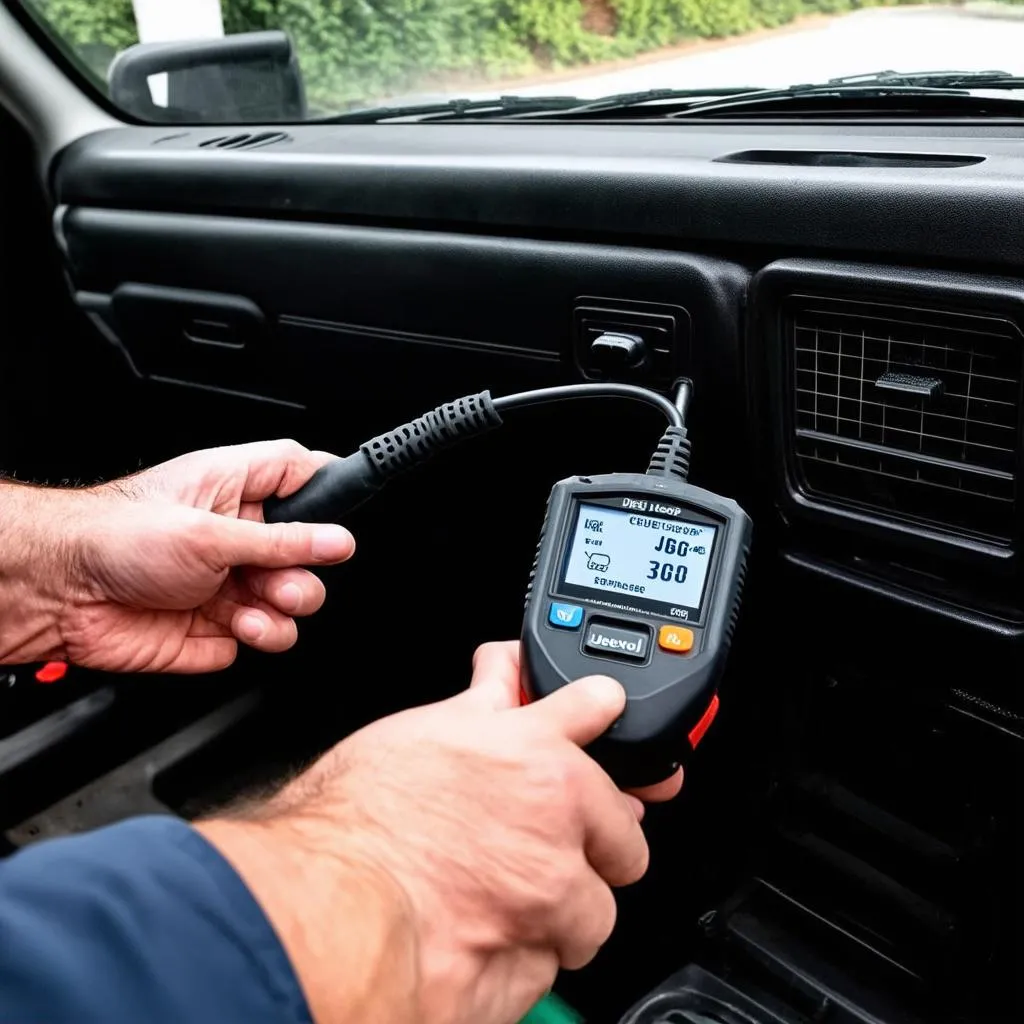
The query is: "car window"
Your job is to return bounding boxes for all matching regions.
[11,0,1024,123]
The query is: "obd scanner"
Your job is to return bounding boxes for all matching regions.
[266,381,751,787]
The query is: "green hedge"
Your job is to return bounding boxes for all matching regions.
[221,0,631,105]
[37,0,970,110]
[36,0,137,50]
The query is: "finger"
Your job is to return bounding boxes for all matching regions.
[243,567,327,617]
[623,793,645,822]
[160,636,239,674]
[576,756,650,887]
[551,870,618,971]
[231,605,299,654]
[203,577,300,654]
[472,639,520,675]
[523,675,625,746]
[202,515,355,570]
[186,615,234,638]
[215,439,338,503]
[626,767,684,804]
[466,641,522,711]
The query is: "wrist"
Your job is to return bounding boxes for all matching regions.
[195,816,420,1024]
[0,481,95,664]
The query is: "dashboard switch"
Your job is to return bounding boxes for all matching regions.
[35,662,68,684]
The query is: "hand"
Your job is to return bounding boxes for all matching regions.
[58,440,354,674]
[198,641,683,1024]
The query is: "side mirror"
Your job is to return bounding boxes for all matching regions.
[108,30,307,123]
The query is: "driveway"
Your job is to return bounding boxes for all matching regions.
[507,6,1024,98]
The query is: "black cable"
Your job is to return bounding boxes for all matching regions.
[263,392,502,525]
[646,426,691,482]
[494,383,684,429]
[265,382,687,524]
[671,378,693,424]
[645,378,693,482]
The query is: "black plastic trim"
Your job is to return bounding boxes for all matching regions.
[53,124,1024,267]
[715,149,985,168]
[783,550,1024,639]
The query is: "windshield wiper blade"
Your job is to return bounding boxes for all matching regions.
[825,68,1024,90]
[318,94,582,124]
[535,85,762,115]
[321,71,1024,125]
[651,80,1024,119]
[671,82,973,116]
[501,82,992,121]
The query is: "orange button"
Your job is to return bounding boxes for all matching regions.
[658,625,694,653]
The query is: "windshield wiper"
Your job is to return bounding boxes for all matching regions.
[823,68,1024,90]
[667,82,980,117]
[666,81,1024,119]
[320,87,765,124]
[511,81,1024,121]
[525,85,762,115]
[317,94,583,124]
[499,73,1024,121]
[315,70,1024,125]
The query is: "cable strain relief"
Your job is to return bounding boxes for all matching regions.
[646,425,691,481]
[360,391,503,481]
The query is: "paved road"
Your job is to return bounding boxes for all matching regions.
[506,7,1024,98]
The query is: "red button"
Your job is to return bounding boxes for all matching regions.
[688,694,720,749]
[35,661,68,684]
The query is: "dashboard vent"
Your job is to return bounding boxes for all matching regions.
[198,131,290,151]
[787,297,1023,542]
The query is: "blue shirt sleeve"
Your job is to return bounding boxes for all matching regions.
[0,815,313,1023]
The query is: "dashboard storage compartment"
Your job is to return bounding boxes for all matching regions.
[106,283,287,399]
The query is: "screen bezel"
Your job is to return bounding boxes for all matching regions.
[552,495,723,624]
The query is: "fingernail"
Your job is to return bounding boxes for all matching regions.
[237,612,266,643]
[278,582,303,612]
[311,525,354,562]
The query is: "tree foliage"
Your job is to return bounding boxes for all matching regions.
[35,0,964,109]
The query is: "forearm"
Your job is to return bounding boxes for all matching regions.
[0,817,314,1023]
[0,480,87,664]
[197,818,421,1024]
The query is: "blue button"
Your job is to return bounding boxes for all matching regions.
[549,603,583,629]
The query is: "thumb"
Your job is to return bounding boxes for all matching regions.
[525,675,626,747]
[203,515,355,569]
[465,641,522,711]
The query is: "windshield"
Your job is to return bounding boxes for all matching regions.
[14,0,1024,122]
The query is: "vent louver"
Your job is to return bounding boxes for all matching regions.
[787,297,1023,542]
[198,131,289,151]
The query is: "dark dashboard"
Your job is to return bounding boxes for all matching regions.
[3,112,1024,1022]
[54,122,1024,265]
[53,121,1024,614]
